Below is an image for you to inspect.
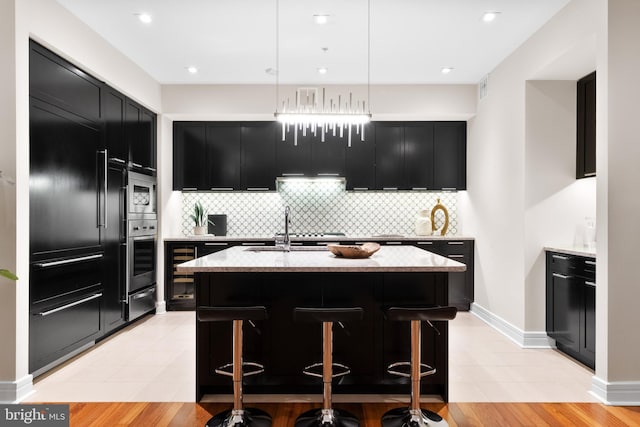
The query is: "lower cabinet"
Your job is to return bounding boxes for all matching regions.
[546,251,596,369]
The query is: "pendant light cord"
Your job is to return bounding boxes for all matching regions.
[367,0,371,113]
[275,0,280,114]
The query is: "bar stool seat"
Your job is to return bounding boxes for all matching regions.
[381,306,457,427]
[197,306,271,427]
[293,307,364,427]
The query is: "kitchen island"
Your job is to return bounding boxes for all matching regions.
[177,245,466,401]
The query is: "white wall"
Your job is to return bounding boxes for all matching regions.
[466,0,598,333]
[0,0,161,401]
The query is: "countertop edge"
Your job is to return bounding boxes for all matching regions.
[176,266,467,273]
[165,235,475,242]
[544,246,596,258]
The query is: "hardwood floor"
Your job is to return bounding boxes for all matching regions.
[62,402,640,426]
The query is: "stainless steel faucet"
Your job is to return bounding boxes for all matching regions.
[276,206,291,251]
[283,206,291,251]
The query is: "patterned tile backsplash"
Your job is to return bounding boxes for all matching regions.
[181,181,459,236]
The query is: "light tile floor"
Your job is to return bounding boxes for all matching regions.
[24,311,597,403]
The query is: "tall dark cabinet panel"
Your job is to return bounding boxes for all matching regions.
[577,71,596,179]
[434,122,467,190]
[375,123,405,189]
[207,124,241,190]
[125,100,156,173]
[310,132,346,177]
[29,40,105,374]
[102,87,128,165]
[404,123,434,190]
[241,122,276,190]
[173,123,208,190]
[345,123,376,190]
[276,132,312,176]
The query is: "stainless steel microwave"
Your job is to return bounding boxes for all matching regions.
[127,171,156,217]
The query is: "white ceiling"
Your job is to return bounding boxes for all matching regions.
[55,0,570,85]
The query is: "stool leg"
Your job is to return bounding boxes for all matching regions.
[233,319,243,412]
[323,321,333,413]
[410,319,421,412]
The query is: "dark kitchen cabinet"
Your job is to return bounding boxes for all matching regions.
[207,124,241,190]
[276,131,312,177]
[29,98,103,259]
[375,123,405,189]
[405,123,435,190]
[434,122,467,190]
[173,122,208,190]
[126,99,157,173]
[577,71,596,179]
[102,87,128,165]
[546,251,595,369]
[345,123,376,190]
[241,122,277,190]
[310,131,346,177]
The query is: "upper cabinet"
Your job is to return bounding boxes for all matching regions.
[126,99,157,173]
[577,71,596,179]
[173,120,467,191]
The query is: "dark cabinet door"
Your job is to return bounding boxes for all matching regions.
[375,123,405,189]
[173,123,208,190]
[582,281,596,365]
[207,124,241,190]
[29,99,103,258]
[138,107,157,172]
[102,86,128,165]
[276,131,312,177]
[549,272,580,353]
[125,99,141,167]
[577,71,596,179]
[103,165,126,332]
[241,122,277,190]
[310,132,346,177]
[434,122,466,190]
[404,123,434,190]
[345,123,376,190]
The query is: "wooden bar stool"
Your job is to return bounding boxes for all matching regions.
[197,306,271,427]
[293,307,364,427]
[382,306,457,427]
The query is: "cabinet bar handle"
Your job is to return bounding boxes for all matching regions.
[411,187,427,191]
[242,242,265,246]
[584,172,596,177]
[441,187,457,191]
[182,188,198,191]
[144,167,156,172]
[552,273,571,279]
[417,242,433,245]
[35,254,103,268]
[584,260,596,266]
[204,242,228,246]
[352,187,369,191]
[385,242,402,245]
[210,187,234,191]
[449,254,465,258]
[131,162,143,168]
[448,241,465,245]
[282,173,304,177]
[37,292,102,317]
[109,157,126,164]
[552,254,570,260]
[317,173,340,176]
[246,188,270,191]
[383,187,398,191]
[585,281,596,287]
[132,288,155,299]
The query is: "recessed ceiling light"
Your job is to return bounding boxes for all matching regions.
[314,14,329,25]
[317,67,328,75]
[482,11,500,22]
[187,66,198,74]
[441,67,454,75]
[137,13,152,24]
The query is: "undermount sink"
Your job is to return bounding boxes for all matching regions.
[243,246,329,252]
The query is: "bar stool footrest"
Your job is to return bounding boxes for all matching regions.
[214,361,265,377]
[387,361,436,378]
[302,362,351,379]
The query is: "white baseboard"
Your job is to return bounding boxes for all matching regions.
[591,376,640,405]
[470,303,556,348]
[0,374,33,403]
[155,300,167,314]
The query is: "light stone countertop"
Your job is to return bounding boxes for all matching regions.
[176,245,467,273]
[544,246,596,258]
[164,234,475,243]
